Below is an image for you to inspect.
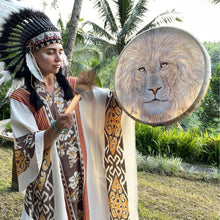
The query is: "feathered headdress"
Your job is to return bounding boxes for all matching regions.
[0,0,62,87]
[0,1,74,112]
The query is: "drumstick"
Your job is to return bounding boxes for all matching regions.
[65,94,81,113]
[65,70,95,113]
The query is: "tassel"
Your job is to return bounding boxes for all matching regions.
[65,70,96,113]
[75,69,96,94]
[25,52,44,82]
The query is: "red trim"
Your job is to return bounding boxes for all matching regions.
[10,88,49,130]
[68,77,90,220]
[64,193,72,220]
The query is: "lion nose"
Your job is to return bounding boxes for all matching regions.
[148,87,161,95]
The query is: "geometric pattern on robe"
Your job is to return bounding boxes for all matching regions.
[10,77,139,220]
[79,89,139,220]
[104,93,129,219]
[10,77,87,220]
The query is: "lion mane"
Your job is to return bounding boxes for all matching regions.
[115,27,206,125]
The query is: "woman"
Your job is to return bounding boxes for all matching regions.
[0,2,138,220]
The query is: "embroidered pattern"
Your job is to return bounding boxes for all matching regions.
[36,80,84,219]
[24,149,54,219]
[15,133,35,176]
[11,78,86,219]
[104,94,130,220]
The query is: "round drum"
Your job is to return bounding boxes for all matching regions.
[114,26,211,126]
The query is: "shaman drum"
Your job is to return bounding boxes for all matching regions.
[114,26,211,126]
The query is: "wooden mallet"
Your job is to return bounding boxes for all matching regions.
[65,70,96,113]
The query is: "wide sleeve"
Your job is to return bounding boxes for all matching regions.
[10,98,45,192]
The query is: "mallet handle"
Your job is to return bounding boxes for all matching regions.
[65,94,81,113]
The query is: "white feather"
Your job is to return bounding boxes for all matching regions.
[0,70,11,84]
[0,62,11,84]
[6,78,24,97]
[26,52,44,82]
[61,53,71,76]
[0,1,24,37]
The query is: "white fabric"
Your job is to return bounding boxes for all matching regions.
[79,87,110,220]
[121,112,139,220]
[26,52,44,82]
[79,87,138,220]
[10,99,44,192]
[10,86,138,219]
[6,78,24,97]
[10,98,69,219]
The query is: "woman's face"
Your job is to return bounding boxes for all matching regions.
[33,43,64,76]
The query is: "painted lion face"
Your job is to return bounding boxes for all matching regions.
[114,27,210,125]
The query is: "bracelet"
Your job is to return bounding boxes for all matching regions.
[52,120,63,134]
[50,125,55,142]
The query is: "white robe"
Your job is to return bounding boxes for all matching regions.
[10,83,138,220]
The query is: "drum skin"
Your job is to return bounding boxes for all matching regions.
[114,26,211,126]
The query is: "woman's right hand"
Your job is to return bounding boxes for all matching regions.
[54,113,75,133]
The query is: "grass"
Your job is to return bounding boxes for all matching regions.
[0,144,219,219]
[136,151,220,183]
[138,172,220,219]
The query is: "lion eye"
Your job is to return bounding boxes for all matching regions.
[160,62,169,69]
[138,67,146,72]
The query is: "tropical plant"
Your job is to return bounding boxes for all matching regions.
[82,0,182,60]
[64,0,84,64]
[135,122,219,166]
[204,41,220,74]
[210,0,220,4]
[198,64,220,133]
[57,15,102,77]
[43,0,84,66]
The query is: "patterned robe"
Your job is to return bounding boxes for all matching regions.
[10,77,138,220]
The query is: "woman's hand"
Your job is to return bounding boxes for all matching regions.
[55,113,75,132]
[44,112,75,150]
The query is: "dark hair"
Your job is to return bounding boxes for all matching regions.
[24,65,74,112]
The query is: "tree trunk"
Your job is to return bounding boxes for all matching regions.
[65,0,83,73]
[11,148,18,191]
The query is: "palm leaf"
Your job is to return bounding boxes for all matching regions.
[210,0,220,4]
[92,0,118,34]
[136,9,182,35]
[71,61,89,75]
[73,48,101,62]
[83,21,115,40]
[103,43,120,59]
[114,0,133,27]
[118,0,148,39]
[81,33,113,50]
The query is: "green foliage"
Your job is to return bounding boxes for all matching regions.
[181,41,220,134]
[0,81,11,120]
[137,152,182,176]
[5,123,12,132]
[198,65,220,133]
[83,0,181,59]
[210,0,220,5]
[99,56,118,90]
[204,41,220,74]
[135,123,219,166]
[136,152,220,182]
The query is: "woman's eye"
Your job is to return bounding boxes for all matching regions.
[47,51,54,55]
[138,67,146,72]
[160,62,169,69]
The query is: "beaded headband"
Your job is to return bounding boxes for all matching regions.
[0,1,63,85]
